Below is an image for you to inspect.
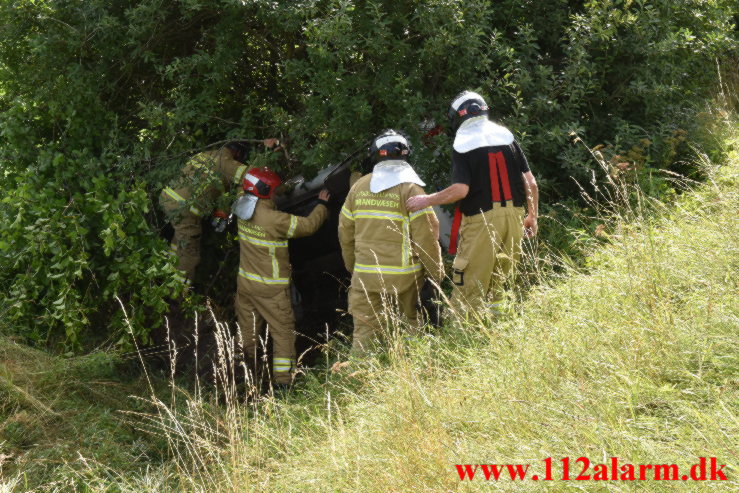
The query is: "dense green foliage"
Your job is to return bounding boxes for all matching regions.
[0,0,736,348]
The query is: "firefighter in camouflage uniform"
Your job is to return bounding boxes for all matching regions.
[159,139,278,284]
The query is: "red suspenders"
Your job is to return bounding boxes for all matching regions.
[449,151,512,254]
[489,151,513,202]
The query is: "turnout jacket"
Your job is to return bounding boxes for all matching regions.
[161,148,248,217]
[338,175,443,293]
[237,199,328,296]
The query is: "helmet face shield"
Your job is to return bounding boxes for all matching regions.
[369,129,411,164]
[448,90,489,133]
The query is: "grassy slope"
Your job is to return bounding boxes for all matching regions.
[0,341,170,490]
[227,136,737,492]
[0,132,736,492]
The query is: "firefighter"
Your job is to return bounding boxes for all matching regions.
[338,130,444,356]
[406,91,539,313]
[234,167,330,387]
[159,139,279,285]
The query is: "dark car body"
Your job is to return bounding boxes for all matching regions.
[275,159,356,364]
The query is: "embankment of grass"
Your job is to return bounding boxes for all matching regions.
[1,130,737,492]
[219,133,737,492]
[0,341,171,490]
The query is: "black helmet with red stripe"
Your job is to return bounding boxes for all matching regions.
[448,90,489,134]
[369,129,410,164]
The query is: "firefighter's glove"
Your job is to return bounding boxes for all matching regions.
[211,209,232,233]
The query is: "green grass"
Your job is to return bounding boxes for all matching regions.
[0,340,172,490]
[1,126,737,491]
[244,151,737,491]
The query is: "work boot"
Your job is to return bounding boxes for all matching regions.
[271,381,293,398]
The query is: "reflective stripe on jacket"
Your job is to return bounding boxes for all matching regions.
[237,199,328,295]
[161,186,203,216]
[338,175,443,293]
[160,148,248,216]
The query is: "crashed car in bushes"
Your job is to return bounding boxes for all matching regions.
[160,149,446,371]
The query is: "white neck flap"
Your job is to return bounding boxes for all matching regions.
[369,160,426,193]
[231,193,258,220]
[453,116,514,153]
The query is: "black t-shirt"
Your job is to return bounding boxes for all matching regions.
[451,140,530,216]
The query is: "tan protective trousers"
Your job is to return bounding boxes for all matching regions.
[450,204,524,312]
[235,286,296,384]
[161,196,202,283]
[348,283,419,356]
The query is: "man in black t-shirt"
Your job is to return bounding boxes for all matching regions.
[407,91,539,312]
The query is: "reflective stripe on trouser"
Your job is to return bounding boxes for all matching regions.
[161,194,202,282]
[348,284,419,356]
[450,204,524,312]
[234,286,296,384]
[273,357,295,377]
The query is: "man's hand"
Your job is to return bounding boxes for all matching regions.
[407,183,469,212]
[263,138,280,149]
[523,215,538,238]
[406,194,431,212]
[318,189,331,202]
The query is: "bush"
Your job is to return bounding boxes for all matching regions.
[0,153,180,348]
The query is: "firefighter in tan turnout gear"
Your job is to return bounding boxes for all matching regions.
[407,91,539,313]
[160,139,278,284]
[233,167,330,386]
[339,130,444,355]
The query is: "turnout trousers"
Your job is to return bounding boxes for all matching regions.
[348,283,419,356]
[450,204,524,312]
[234,286,296,384]
[160,194,202,283]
